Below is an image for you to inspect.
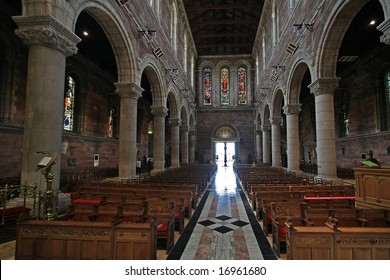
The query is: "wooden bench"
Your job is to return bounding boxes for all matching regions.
[146,198,175,254]
[270,201,305,257]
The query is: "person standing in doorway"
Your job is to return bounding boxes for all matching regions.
[136,158,141,175]
[147,158,153,175]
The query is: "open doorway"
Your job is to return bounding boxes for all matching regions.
[215,142,235,166]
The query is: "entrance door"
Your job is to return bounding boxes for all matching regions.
[215,142,235,166]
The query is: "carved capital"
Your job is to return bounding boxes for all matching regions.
[169,118,182,127]
[261,124,270,131]
[283,104,302,115]
[269,117,283,126]
[378,18,390,45]
[308,78,340,97]
[181,125,189,133]
[151,106,168,117]
[13,16,81,57]
[115,82,143,100]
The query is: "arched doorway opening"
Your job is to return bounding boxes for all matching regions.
[211,124,239,167]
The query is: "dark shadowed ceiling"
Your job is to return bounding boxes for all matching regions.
[182,0,265,56]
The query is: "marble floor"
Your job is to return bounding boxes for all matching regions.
[0,164,278,260]
[167,164,277,260]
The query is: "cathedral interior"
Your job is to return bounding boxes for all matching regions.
[1,0,390,261]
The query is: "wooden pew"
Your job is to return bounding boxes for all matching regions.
[145,198,175,254]
[270,201,305,257]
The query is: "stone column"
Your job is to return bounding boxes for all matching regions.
[189,130,196,163]
[13,16,80,190]
[169,118,181,168]
[116,83,143,178]
[270,117,282,168]
[309,78,341,183]
[261,123,271,164]
[283,104,302,174]
[256,129,263,164]
[151,106,168,172]
[181,125,189,165]
[377,0,390,44]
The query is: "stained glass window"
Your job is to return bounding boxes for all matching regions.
[203,67,212,106]
[238,66,248,105]
[64,76,75,131]
[387,71,390,103]
[220,67,229,105]
[108,108,115,138]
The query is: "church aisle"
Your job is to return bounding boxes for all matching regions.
[167,164,277,260]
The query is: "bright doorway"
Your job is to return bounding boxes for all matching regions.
[215,142,235,166]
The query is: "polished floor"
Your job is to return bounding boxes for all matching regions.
[0,163,278,260]
[167,163,277,260]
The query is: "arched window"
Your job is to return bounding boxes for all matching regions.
[220,67,230,106]
[64,75,76,131]
[183,32,188,73]
[203,67,212,106]
[238,66,247,105]
[385,70,390,129]
[171,1,178,56]
[108,108,115,138]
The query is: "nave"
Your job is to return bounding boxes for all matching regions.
[0,164,278,260]
[167,164,277,260]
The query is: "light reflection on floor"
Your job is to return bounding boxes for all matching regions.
[215,163,237,194]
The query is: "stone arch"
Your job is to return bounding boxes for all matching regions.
[287,59,311,105]
[71,0,138,83]
[167,85,180,119]
[315,0,371,78]
[139,55,165,107]
[212,123,239,139]
[271,88,285,118]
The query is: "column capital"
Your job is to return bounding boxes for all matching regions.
[269,116,283,126]
[283,104,302,115]
[151,106,168,117]
[169,118,182,127]
[308,78,340,97]
[181,125,189,132]
[115,82,143,100]
[261,124,270,131]
[377,17,390,44]
[13,15,81,57]
[256,129,262,135]
[189,130,196,136]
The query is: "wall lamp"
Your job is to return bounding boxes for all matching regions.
[293,20,314,31]
[138,27,156,37]
[166,68,178,75]
[272,65,285,71]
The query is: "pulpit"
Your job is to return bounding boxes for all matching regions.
[354,167,390,210]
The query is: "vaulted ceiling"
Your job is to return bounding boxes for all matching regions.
[182,0,264,56]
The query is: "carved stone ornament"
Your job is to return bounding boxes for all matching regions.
[308,78,340,97]
[13,15,81,57]
[283,104,301,115]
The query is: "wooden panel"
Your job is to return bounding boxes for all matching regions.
[16,219,156,260]
[51,238,65,259]
[374,248,390,259]
[354,168,390,210]
[65,239,80,259]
